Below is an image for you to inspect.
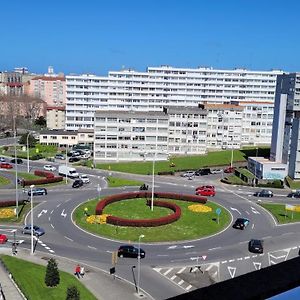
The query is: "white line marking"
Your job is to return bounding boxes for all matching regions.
[45,247,50,250]
[40,243,46,247]
[64,236,73,242]
[221,260,227,264]
[186,285,193,291]
[50,224,54,229]
[49,249,55,253]
[229,259,235,262]
[209,247,221,251]
[56,203,61,208]
[237,258,243,261]
[154,268,162,272]
[177,280,184,285]
[252,255,258,258]
[164,268,173,276]
[292,246,297,250]
[244,256,250,260]
[228,266,236,278]
[245,211,250,215]
[170,275,177,280]
[50,210,54,214]
[252,224,255,229]
[88,245,97,250]
[177,267,186,274]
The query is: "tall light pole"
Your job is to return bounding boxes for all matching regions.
[151,154,155,211]
[230,137,234,168]
[26,132,31,173]
[65,145,68,184]
[255,147,258,183]
[30,184,35,255]
[137,234,145,295]
[13,115,19,218]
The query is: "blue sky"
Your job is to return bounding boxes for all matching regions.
[1,0,300,75]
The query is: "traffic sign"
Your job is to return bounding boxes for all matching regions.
[216,208,222,215]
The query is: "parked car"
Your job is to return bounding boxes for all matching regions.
[253,189,273,197]
[224,166,235,173]
[55,154,65,160]
[72,179,84,188]
[117,245,146,258]
[211,169,223,174]
[195,185,215,191]
[43,165,56,171]
[248,239,264,253]
[10,158,23,164]
[181,171,195,177]
[28,187,47,196]
[22,225,45,237]
[288,191,300,198]
[196,188,216,197]
[0,234,8,244]
[195,168,211,176]
[0,157,6,162]
[0,162,13,169]
[233,218,250,230]
[79,174,90,184]
[69,157,80,163]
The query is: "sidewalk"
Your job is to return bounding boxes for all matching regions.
[0,248,154,300]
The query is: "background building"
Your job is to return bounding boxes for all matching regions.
[46,106,65,129]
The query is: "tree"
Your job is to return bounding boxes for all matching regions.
[19,133,37,148]
[35,116,46,127]
[66,285,80,300]
[45,258,60,287]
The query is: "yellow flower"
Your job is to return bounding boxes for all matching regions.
[86,214,110,224]
[0,208,15,218]
[188,204,212,213]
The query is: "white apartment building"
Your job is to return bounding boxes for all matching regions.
[46,106,65,129]
[65,66,283,133]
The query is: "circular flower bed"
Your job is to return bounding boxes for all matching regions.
[86,214,110,224]
[0,208,15,218]
[188,204,212,213]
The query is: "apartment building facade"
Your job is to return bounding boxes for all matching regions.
[46,106,65,129]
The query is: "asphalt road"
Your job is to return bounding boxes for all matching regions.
[1,159,300,299]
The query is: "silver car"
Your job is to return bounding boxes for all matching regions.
[22,225,45,237]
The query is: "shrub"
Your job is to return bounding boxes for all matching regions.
[44,258,60,287]
[34,170,54,179]
[23,176,63,186]
[66,286,80,300]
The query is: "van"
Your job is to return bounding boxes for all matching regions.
[195,168,211,176]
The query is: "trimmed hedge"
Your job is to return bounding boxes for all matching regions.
[95,191,207,227]
[0,200,27,207]
[23,176,63,186]
[34,170,54,179]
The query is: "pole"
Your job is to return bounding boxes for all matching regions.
[137,234,144,295]
[151,155,155,211]
[65,145,68,184]
[27,133,30,173]
[30,184,35,255]
[13,116,19,218]
[230,138,233,168]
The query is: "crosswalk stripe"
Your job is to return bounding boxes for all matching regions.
[177,267,186,274]
[163,268,173,276]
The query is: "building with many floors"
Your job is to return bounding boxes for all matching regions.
[46,106,65,129]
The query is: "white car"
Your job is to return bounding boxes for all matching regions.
[181,171,195,177]
[0,157,6,162]
[211,169,223,174]
[80,174,90,184]
[43,165,56,171]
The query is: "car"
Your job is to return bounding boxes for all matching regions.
[195,185,215,191]
[72,179,84,188]
[22,225,45,237]
[224,166,235,173]
[0,234,8,244]
[55,154,65,160]
[248,239,264,253]
[288,191,300,198]
[0,162,13,169]
[117,245,146,258]
[10,158,23,164]
[211,169,223,174]
[233,218,250,230]
[43,165,56,171]
[28,187,47,196]
[69,157,80,163]
[0,157,6,162]
[79,174,90,184]
[253,189,273,197]
[195,168,211,176]
[196,188,216,196]
[181,171,195,177]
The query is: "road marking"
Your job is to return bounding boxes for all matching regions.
[228,266,236,278]
[177,280,184,285]
[56,203,61,208]
[37,210,47,218]
[230,207,241,215]
[252,224,255,229]
[229,259,235,262]
[253,262,261,270]
[186,285,193,291]
[61,209,67,218]
[88,245,97,250]
[221,260,227,264]
[49,249,55,253]
[154,268,161,272]
[209,247,221,251]
[239,241,248,244]
[244,256,250,260]
[183,245,195,249]
[170,275,177,280]
[245,211,250,215]
[177,267,186,274]
[164,268,173,276]
[50,210,54,214]
[50,224,54,229]
[168,245,177,249]
[252,255,258,258]
[64,236,73,242]
[251,207,260,214]
[292,246,297,250]
[237,258,243,261]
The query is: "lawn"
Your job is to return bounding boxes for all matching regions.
[74,198,231,242]
[260,203,300,224]
[0,203,33,224]
[0,175,10,186]
[285,176,300,190]
[224,175,247,185]
[1,255,97,300]
[94,147,270,175]
[107,176,143,187]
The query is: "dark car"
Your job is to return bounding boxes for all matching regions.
[69,157,80,163]
[288,191,300,198]
[72,179,83,188]
[10,158,23,164]
[22,225,45,237]
[233,218,250,230]
[195,168,211,176]
[28,187,47,196]
[117,245,146,258]
[248,239,264,253]
[253,189,273,197]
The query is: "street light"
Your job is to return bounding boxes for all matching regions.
[26,131,34,173]
[30,184,35,255]
[151,154,155,211]
[65,145,68,184]
[13,115,19,218]
[137,234,145,295]
[230,137,234,168]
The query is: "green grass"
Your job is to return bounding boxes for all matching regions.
[285,176,300,189]
[224,175,247,185]
[1,255,97,300]
[74,198,231,242]
[0,175,10,186]
[94,147,270,175]
[8,171,41,180]
[260,203,300,224]
[107,176,143,187]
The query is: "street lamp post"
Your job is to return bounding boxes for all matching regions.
[151,154,155,211]
[26,132,31,173]
[230,138,234,168]
[137,234,145,295]
[13,116,19,218]
[30,184,35,255]
[65,145,68,184]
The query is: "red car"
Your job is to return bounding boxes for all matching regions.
[195,185,215,191]
[224,166,235,173]
[0,162,13,169]
[196,188,216,197]
[0,234,8,244]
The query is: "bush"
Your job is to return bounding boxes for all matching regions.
[23,176,63,186]
[157,171,175,175]
[258,180,283,189]
[34,170,54,179]
[31,154,44,160]
[0,200,27,207]
[44,258,60,287]
[66,286,80,300]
